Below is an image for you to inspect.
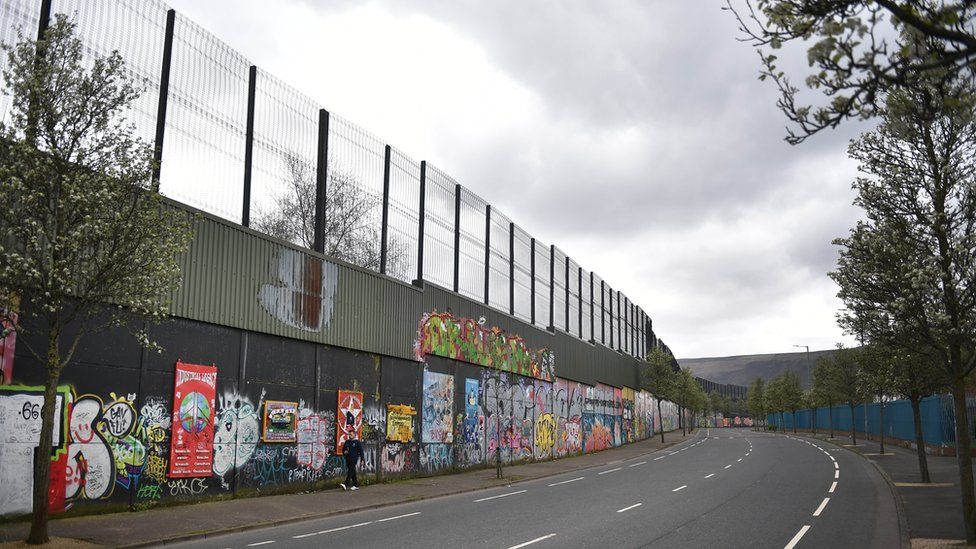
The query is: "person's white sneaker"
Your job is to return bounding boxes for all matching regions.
[350,486,358,491]
[339,483,347,491]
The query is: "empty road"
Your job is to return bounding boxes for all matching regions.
[172,428,899,549]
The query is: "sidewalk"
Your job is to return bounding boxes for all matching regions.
[0,430,700,548]
[784,429,971,547]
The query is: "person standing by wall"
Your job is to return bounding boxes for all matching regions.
[340,431,363,491]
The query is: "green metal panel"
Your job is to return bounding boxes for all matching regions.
[168,201,647,389]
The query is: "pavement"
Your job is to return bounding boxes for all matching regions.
[780,428,975,547]
[0,430,700,548]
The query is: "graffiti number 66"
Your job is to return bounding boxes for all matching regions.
[21,402,40,421]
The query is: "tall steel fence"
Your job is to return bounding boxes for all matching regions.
[768,395,961,447]
[0,0,653,360]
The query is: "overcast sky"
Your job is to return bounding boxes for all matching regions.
[165,0,863,359]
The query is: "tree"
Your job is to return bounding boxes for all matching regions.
[765,375,785,431]
[890,348,946,482]
[748,377,766,431]
[0,17,193,544]
[805,389,818,435]
[641,347,677,442]
[252,152,409,279]
[859,344,895,454]
[727,0,976,143]
[812,356,841,439]
[779,371,805,433]
[831,345,867,446]
[830,76,976,540]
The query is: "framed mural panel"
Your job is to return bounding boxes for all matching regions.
[385,404,416,443]
[168,361,217,478]
[262,400,298,443]
[336,390,363,454]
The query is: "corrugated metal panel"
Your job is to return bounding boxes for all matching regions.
[167,201,647,389]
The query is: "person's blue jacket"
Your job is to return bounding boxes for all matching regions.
[343,438,363,464]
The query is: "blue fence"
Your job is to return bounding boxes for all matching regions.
[768,395,956,447]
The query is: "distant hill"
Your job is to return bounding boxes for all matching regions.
[678,349,839,390]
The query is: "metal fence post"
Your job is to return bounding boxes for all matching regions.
[577,266,582,338]
[509,222,515,316]
[609,287,614,349]
[313,109,329,254]
[530,238,536,324]
[589,271,595,343]
[600,280,606,344]
[548,245,555,331]
[242,65,257,227]
[453,184,461,293]
[484,205,491,305]
[416,161,427,285]
[151,9,175,189]
[380,145,391,274]
[564,256,570,332]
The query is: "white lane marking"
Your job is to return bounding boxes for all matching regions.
[599,467,622,475]
[784,525,811,549]
[746,452,751,456]
[617,503,643,513]
[376,512,421,522]
[507,533,557,549]
[311,521,373,536]
[834,462,839,470]
[705,473,715,478]
[830,456,836,462]
[672,485,687,492]
[654,456,666,460]
[737,458,743,462]
[629,461,647,467]
[475,490,527,502]
[247,542,274,547]
[834,470,840,479]
[829,481,837,493]
[724,464,732,469]
[813,497,830,516]
[548,477,584,487]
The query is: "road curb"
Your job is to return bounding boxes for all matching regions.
[114,431,703,548]
[787,432,911,549]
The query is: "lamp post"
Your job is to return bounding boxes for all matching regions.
[793,344,810,432]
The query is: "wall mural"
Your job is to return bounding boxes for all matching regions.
[258,248,339,332]
[414,311,555,382]
[421,370,454,444]
[169,362,217,478]
[262,401,298,443]
[336,390,363,454]
[385,404,416,443]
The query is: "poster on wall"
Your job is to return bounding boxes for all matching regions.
[421,370,454,443]
[386,404,416,443]
[0,311,18,385]
[463,378,479,442]
[336,390,363,454]
[262,400,298,443]
[168,361,217,478]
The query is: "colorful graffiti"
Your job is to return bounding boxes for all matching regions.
[258,248,338,332]
[415,311,555,381]
[381,442,416,475]
[296,407,335,472]
[422,371,454,444]
[213,390,260,480]
[419,442,452,473]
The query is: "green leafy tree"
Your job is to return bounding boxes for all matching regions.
[642,346,677,442]
[765,374,785,431]
[674,368,700,436]
[859,344,896,454]
[890,349,946,483]
[0,18,193,543]
[830,75,976,539]
[832,345,868,446]
[780,371,805,433]
[812,356,841,439]
[727,0,976,143]
[748,377,766,431]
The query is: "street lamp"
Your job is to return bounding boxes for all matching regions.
[793,344,811,432]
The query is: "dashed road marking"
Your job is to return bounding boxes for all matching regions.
[724,464,732,469]
[672,485,687,492]
[834,462,839,470]
[784,525,811,549]
[548,477,584,487]
[617,503,643,513]
[376,512,421,522]
[475,490,527,502]
[507,533,557,549]
[247,542,274,547]
[829,481,837,493]
[813,497,830,516]
[628,461,647,467]
[737,458,743,462]
[835,470,840,479]
[599,467,622,475]
[705,473,715,478]
[654,456,666,460]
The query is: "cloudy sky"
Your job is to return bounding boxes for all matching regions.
[165,0,864,359]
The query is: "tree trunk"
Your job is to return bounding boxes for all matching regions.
[950,380,976,544]
[828,403,834,439]
[812,406,817,435]
[657,399,664,443]
[792,409,798,433]
[849,403,857,446]
[910,396,931,483]
[780,411,785,433]
[27,331,62,545]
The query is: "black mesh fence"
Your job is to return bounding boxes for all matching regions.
[0,0,657,354]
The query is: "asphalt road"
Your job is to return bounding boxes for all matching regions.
[171,428,899,549]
